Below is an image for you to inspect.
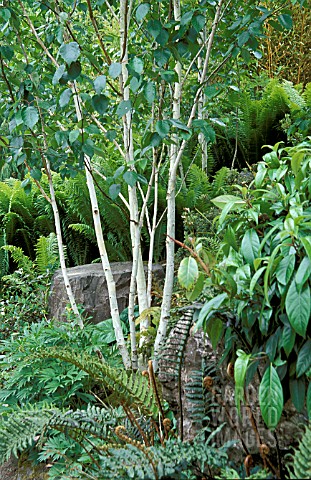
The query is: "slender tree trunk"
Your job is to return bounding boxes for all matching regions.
[72,93,131,369]
[154,0,224,369]
[45,158,83,328]
[153,0,182,367]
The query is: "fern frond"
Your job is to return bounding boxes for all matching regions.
[30,347,159,418]
[35,233,60,275]
[69,223,96,242]
[0,404,123,465]
[2,245,33,273]
[290,424,311,479]
[0,405,55,463]
[212,167,230,197]
[282,80,306,109]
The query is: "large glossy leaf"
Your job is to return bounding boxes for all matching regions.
[211,195,246,210]
[301,237,311,261]
[206,317,224,350]
[275,254,295,285]
[241,229,260,265]
[290,378,305,412]
[307,382,311,419]
[296,257,311,290]
[178,257,198,290]
[234,351,251,416]
[195,293,228,331]
[281,323,296,356]
[285,280,310,337]
[296,340,311,378]
[259,365,283,429]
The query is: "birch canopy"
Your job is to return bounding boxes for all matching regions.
[0,0,300,369]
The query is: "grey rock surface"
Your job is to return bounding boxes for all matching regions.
[49,262,163,323]
[159,310,307,459]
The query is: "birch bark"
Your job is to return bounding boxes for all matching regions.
[153,0,224,368]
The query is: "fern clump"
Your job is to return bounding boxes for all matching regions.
[289,424,311,479]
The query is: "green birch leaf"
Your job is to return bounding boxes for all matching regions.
[59,88,72,107]
[296,340,311,378]
[234,351,251,417]
[123,170,138,187]
[59,42,80,65]
[285,281,310,337]
[69,130,79,144]
[276,254,295,285]
[290,378,305,412]
[259,365,283,429]
[92,95,109,114]
[136,3,150,22]
[109,62,122,79]
[178,257,199,290]
[21,107,39,128]
[156,120,170,138]
[241,229,260,265]
[94,75,107,94]
[67,61,81,80]
[143,82,156,104]
[109,184,121,200]
[52,64,66,85]
[116,100,132,117]
[130,57,144,74]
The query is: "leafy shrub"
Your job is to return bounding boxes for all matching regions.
[0,318,125,413]
[180,140,311,428]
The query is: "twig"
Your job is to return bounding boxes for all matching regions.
[167,235,210,275]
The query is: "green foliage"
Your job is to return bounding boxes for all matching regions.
[186,140,311,428]
[0,233,60,340]
[0,402,230,480]
[0,318,125,412]
[288,423,311,479]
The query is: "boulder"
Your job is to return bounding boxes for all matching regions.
[48,262,163,324]
[159,309,307,461]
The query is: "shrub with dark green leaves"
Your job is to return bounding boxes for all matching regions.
[180,140,311,429]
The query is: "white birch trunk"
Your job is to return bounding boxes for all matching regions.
[120,0,149,368]
[153,0,224,368]
[45,158,83,328]
[153,0,182,367]
[72,94,131,369]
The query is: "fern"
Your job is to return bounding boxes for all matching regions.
[0,404,122,464]
[30,347,159,418]
[35,233,60,275]
[2,245,33,274]
[289,424,311,479]
[282,80,306,109]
